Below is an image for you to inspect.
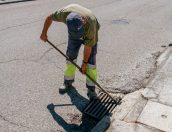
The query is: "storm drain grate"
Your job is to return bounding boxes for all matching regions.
[84,92,120,120]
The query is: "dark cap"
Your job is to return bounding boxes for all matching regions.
[66,12,84,39]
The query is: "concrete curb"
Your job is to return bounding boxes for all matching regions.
[156,46,172,68]
[142,46,172,99]
[91,46,172,132]
[0,0,35,5]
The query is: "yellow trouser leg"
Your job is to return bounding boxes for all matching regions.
[64,60,76,84]
[86,64,97,89]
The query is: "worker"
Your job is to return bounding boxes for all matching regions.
[40,4,100,100]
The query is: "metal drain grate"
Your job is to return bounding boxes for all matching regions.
[84,92,120,120]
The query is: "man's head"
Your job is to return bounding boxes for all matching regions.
[66,12,84,39]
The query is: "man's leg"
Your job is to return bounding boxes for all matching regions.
[86,44,97,100]
[59,39,82,94]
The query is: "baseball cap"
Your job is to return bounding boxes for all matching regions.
[66,12,84,39]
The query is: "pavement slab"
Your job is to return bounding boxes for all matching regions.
[108,120,162,132]
[142,71,172,102]
[112,90,145,121]
[137,101,172,132]
[158,84,172,106]
[123,95,147,123]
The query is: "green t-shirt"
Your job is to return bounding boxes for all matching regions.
[51,4,100,47]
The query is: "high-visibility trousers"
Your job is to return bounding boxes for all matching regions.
[64,38,97,89]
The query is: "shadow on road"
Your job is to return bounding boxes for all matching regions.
[47,87,98,132]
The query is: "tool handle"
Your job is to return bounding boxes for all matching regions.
[47,40,81,71]
[47,40,117,102]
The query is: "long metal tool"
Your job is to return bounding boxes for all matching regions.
[47,40,117,103]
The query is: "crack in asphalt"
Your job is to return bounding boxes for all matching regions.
[39,48,53,60]
[46,59,64,72]
[47,58,85,84]
[0,114,29,129]
[0,19,43,32]
[0,0,118,32]
[0,41,68,76]
[0,58,40,64]
[0,41,66,65]
[0,0,35,5]
[0,58,24,64]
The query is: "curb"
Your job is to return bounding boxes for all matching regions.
[142,46,172,99]
[0,0,35,5]
[143,46,172,91]
[156,46,172,68]
[91,46,172,132]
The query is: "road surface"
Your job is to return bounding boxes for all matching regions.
[0,0,172,131]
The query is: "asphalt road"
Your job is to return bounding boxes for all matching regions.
[0,0,172,131]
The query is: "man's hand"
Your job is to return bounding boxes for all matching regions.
[40,33,48,42]
[81,63,87,74]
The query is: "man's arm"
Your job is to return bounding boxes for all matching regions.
[40,15,53,42]
[81,45,92,74]
[83,45,92,63]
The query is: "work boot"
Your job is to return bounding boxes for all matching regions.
[59,83,72,94]
[87,88,97,101]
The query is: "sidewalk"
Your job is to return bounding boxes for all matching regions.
[106,46,172,132]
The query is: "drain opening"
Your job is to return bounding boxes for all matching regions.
[84,92,120,120]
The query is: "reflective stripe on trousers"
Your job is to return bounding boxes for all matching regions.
[64,59,77,83]
[64,30,97,87]
[86,64,97,88]
[64,62,97,88]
